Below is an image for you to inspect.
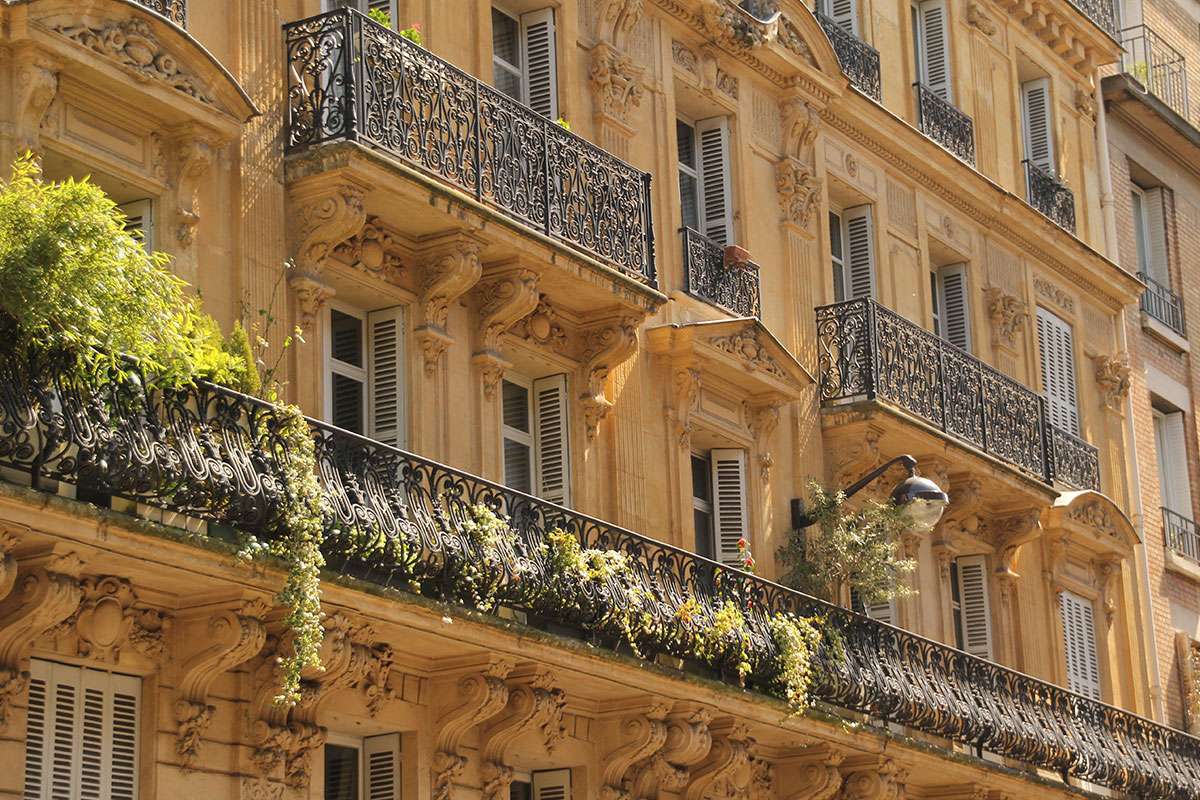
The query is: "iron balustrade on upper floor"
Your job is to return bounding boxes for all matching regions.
[1139,271,1187,337]
[1023,160,1076,233]
[913,83,976,167]
[283,9,656,287]
[815,13,882,103]
[0,342,1196,797]
[1067,0,1119,37]
[1121,24,1190,120]
[1164,507,1200,562]
[816,297,1100,491]
[681,228,762,319]
[135,0,186,27]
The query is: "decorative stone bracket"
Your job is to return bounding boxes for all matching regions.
[777,744,844,800]
[747,401,781,482]
[416,233,485,376]
[595,0,644,47]
[775,157,820,232]
[287,178,370,277]
[473,266,540,398]
[580,313,644,439]
[11,47,61,158]
[1093,353,1131,413]
[479,667,568,800]
[171,129,221,247]
[838,757,906,800]
[431,658,516,800]
[685,719,753,800]
[590,42,645,131]
[290,274,335,335]
[599,702,672,800]
[671,367,702,450]
[1177,633,1200,735]
[983,286,1028,350]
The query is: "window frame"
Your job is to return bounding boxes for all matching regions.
[501,373,536,494]
[691,451,715,560]
[324,303,369,434]
[491,5,525,102]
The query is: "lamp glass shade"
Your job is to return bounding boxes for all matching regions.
[890,475,950,531]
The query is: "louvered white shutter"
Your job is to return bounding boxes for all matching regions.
[844,206,875,300]
[24,659,140,800]
[1156,410,1194,516]
[532,768,572,800]
[709,449,748,567]
[363,733,402,800]
[1144,187,1171,285]
[917,0,951,101]
[1020,78,1054,174]
[824,0,859,33]
[521,9,558,119]
[850,585,896,625]
[533,374,571,507]
[696,117,734,246]
[955,555,993,659]
[937,264,970,351]
[367,307,405,448]
[118,199,153,252]
[1058,591,1101,700]
[1036,307,1079,435]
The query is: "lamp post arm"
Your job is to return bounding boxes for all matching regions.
[789,455,918,530]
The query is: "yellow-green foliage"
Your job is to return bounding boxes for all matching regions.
[223,320,261,396]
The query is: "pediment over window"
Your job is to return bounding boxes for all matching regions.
[1044,490,1139,556]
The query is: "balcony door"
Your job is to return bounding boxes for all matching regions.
[1154,407,1193,517]
[1036,306,1079,435]
[912,0,951,101]
[817,0,859,34]
[491,6,559,119]
[1020,77,1055,175]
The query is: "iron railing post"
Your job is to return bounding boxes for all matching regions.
[348,10,362,143]
[643,172,657,287]
[865,298,878,401]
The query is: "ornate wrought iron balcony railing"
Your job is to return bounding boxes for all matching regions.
[1164,507,1200,562]
[912,84,976,166]
[1139,271,1187,337]
[817,298,1100,491]
[815,13,882,103]
[681,228,761,318]
[283,9,656,287]
[0,344,1193,796]
[1121,24,1190,120]
[136,0,186,27]
[1023,160,1076,233]
[1068,0,1119,37]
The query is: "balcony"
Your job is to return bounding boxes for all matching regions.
[136,0,187,27]
[1068,0,1119,37]
[913,83,976,166]
[1140,272,1187,337]
[815,13,882,103]
[1023,160,1076,233]
[1165,507,1200,562]
[0,344,1195,796]
[284,9,656,287]
[1121,25,1189,121]
[817,298,1100,491]
[681,228,761,318]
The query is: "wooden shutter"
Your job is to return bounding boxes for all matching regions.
[955,555,993,659]
[850,585,896,625]
[363,733,401,800]
[532,768,572,800]
[533,374,571,507]
[1058,591,1101,700]
[696,117,734,246]
[1036,307,1079,435]
[25,659,140,800]
[1144,187,1171,285]
[367,307,405,448]
[118,199,153,252]
[937,264,970,351]
[1020,78,1055,173]
[521,9,558,119]
[709,449,748,568]
[917,0,951,101]
[827,0,859,33]
[844,206,876,300]
[1156,410,1194,516]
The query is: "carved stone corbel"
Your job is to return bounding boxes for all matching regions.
[684,720,753,800]
[416,235,484,376]
[1096,557,1121,626]
[288,179,369,276]
[332,215,408,283]
[780,97,820,162]
[473,267,540,398]
[12,48,60,157]
[0,527,25,605]
[290,274,335,334]
[600,702,672,800]
[580,314,643,439]
[775,157,820,231]
[630,705,712,799]
[839,758,905,800]
[432,659,516,800]
[747,401,781,482]
[1093,353,1131,412]
[984,508,1043,578]
[778,744,843,800]
[750,756,774,800]
[1176,633,1200,735]
[590,42,645,128]
[596,0,644,46]
[171,131,219,246]
[174,598,270,768]
[983,286,1028,350]
[70,576,170,662]
[671,367,701,449]
[832,426,884,496]
[480,668,568,800]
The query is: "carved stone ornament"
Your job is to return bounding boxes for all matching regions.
[1093,352,1131,412]
[590,43,645,125]
[780,97,820,160]
[479,669,568,800]
[417,238,484,375]
[782,744,844,800]
[966,3,998,35]
[1177,633,1200,735]
[747,402,781,481]
[1068,500,1120,540]
[580,315,643,439]
[672,40,699,75]
[672,367,702,449]
[53,19,214,103]
[716,68,739,99]
[833,426,882,496]
[630,705,714,798]
[685,721,753,800]
[596,0,645,46]
[1096,558,1120,625]
[173,133,217,246]
[290,275,335,334]
[289,181,368,276]
[1034,276,1074,312]
[982,508,1042,577]
[708,327,790,383]
[510,295,569,353]
[600,703,672,800]
[68,576,171,662]
[474,268,540,398]
[840,758,905,800]
[1074,86,1098,120]
[13,49,60,156]
[332,216,408,283]
[983,286,1029,348]
[775,157,820,229]
[432,659,516,800]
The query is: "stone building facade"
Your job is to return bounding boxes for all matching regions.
[0,0,1195,799]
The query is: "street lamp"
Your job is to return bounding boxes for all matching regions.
[790,454,949,531]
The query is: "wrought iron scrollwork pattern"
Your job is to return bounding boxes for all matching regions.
[913,83,976,167]
[816,298,1099,490]
[135,0,187,27]
[681,228,761,319]
[1023,161,1076,233]
[0,343,1192,796]
[1070,0,1119,37]
[1140,271,1187,337]
[815,13,882,103]
[284,9,656,286]
[1048,424,1102,492]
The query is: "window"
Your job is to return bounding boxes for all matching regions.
[817,0,859,33]
[1036,306,1079,435]
[501,375,571,505]
[690,450,747,566]
[676,118,733,245]
[912,0,951,100]
[325,305,406,446]
[491,7,558,118]
[323,734,402,800]
[1020,77,1055,175]
[509,769,571,800]
[1131,184,1170,284]
[850,585,896,625]
[24,659,140,800]
[930,264,970,350]
[1154,406,1193,517]
[1059,590,1101,700]
[829,207,875,302]
[951,555,993,659]
[118,199,153,252]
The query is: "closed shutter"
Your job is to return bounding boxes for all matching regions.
[118,200,153,252]
[844,206,875,300]
[1020,78,1055,173]
[825,0,859,34]
[955,555,993,659]
[533,374,571,506]
[1058,591,1101,700]
[1036,307,1079,435]
[696,117,734,246]
[709,449,748,568]
[917,0,951,101]
[937,264,970,351]
[363,734,401,800]
[521,9,558,119]
[532,768,572,800]
[1144,187,1171,285]
[1156,410,1194,516]
[850,586,896,625]
[24,659,140,800]
[367,307,405,448]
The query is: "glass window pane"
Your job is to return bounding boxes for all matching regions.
[504,438,533,494]
[331,310,363,367]
[325,744,360,800]
[828,212,843,261]
[510,782,533,800]
[676,120,696,170]
[332,373,365,433]
[691,454,711,501]
[694,508,714,559]
[679,173,699,231]
[492,9,520,69]
[502,380,530,433]
[495,67,522,101]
